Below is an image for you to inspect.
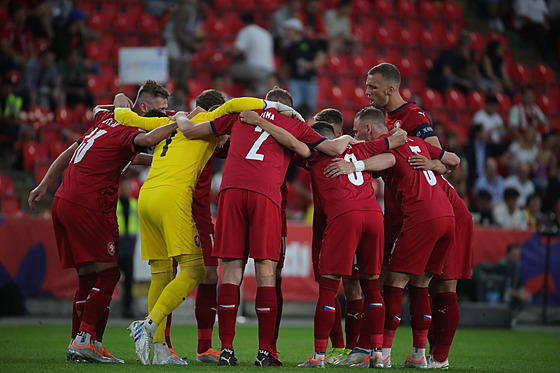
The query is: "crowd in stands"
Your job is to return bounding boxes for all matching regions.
[0,0,559,232]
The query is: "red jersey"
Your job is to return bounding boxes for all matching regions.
[308,138,389,222]
[193,151,216,214]
[440,176,472,224]
[386,102,435,139]
[211,109,325,206]
[55,110,144,213]
[381,136,453,224]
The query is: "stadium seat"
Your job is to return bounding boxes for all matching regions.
[0,175,15,196]
[398,28,419,50]
[339,76,358,98]
[88,12,114,30]
[40,126,60,145]
[536,95,556,116]
[85,42,111,62]
[511,63,533,87]
[1,194,21,214]
[397,56,415,78]
[372,0,394,16]
[421,88,444,111]
[114,15,136,33]
[328,55,349,75]
[470,31,486,57]
[487,32,508,50]
[445,89,467,112]
[401,87,413,101]
[23,142,49,172]
[55,107,78,128]
[125,2,145,20]
[352,0,370,13]
[495,92,512,116]
[48,141,67,159]
[330,87,344,106]
[418,0,440,19]
[138,15,162,36]
[350,55,366,75]
[442,1,463,20]
[34,161,51,185]
[87,75,110,96]
[354,87,370,107]
[534,63,556,89]
[396,0,416,18]
[468,91,486,112]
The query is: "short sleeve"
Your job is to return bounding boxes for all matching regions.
[425,141,445,160]
[354,138,389,157]
[212,114,237,136]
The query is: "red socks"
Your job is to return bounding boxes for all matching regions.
[272,276,283,353]
[79,266,120,338]
[345,298,363,349]
[315,277,339,353]
[383,286,403,349]
[255,286,277,351]
[218,283,239,350]
[72,272,96,339]
[408,285,431,349]
[360,278,384,349]
[196,283,217,353]
[432,292,459,362]
[330,296,345,349]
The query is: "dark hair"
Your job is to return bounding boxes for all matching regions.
[368,63,401,88]
[240,12,254,24]
[143,109,169,118]
[196,89,226,111]
[311,121,336,139]
[506,243,520,253]
[266,86,294,107]
[355,106,386,129]
[477,189,492,200]
[137,80,170,101]
[485,40,502,59]
[314,108,343,131]
[485,94,499,105]
[468,123,484,140]
[337,0,351,8]
[504,187,520,200]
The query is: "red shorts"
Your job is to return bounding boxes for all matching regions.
[320,210,384,277]
[435,217,473,280]
[213,189,282,261]
[193,202,217,267]
[383,214,403,266]
[387,216,454,276]
[52,197,119,269]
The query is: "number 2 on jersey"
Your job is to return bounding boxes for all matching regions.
[246,126,270,161]
[71,128,107,164]
[408,145,437,186]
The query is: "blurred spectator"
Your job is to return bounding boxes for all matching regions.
[464,124,491,192]
[168,83,189,112]
[508,85,549,139]
[145,0,177,17]
[493,188,529,229]
[48,0,74,28]
[480,40,515,98]
[271,0,300,46]
[0,78,22,150]
[470,189,496,226]
[51,8,99,61]
[472,94,507,145]
[513,0,551,60]
[494,243,531,313]
[474,157,506,205]
[20,0,55,40]
[16,48,62,110]
[56,48,93,107]
[543,164,560,214]
[299,0,327,51]
[428,29,494,94]
[479,0,510,32]
[503,125,539,170]
[163,0,206,86]
[286,168,313,220]
[533,130,559,192]
[323,0,360,55]
[505,162,535,207]
[230,12,275,96]
[282,18,326,119]
[0,2,35,75]
[525,193,543,229]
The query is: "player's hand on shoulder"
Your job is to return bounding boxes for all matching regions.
[324,158,355,178]
[239,110,261,125]
[408,153,431,170]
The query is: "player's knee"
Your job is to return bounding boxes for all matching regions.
[150,259,173,275]
[177,254,206,284]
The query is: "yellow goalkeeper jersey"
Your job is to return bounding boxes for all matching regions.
[114,97,266,190]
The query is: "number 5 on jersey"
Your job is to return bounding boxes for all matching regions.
[409,145,437,186]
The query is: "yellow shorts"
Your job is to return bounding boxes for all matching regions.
[138,185,202,260]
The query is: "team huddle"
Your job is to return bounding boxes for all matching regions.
[28,63,472,369]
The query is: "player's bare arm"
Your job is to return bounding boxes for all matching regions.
[113,93,133,109]
[134,122,178,147]
[239,110,312,158]
[132,153,153,166]
[324,153,396,178]
[176,112,215,138]
[424,135,442,148]
[314,135,356,156]
[408,154,447,174]
[387,128,407,148]
[28,142,79,210]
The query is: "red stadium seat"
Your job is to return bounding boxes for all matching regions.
[470,31,486,57]
[0,175,15,197]
[445,89,467,111]
[55,106,78,128]
[125,2,145,20]
[495,92,512,116]
[487,32,508,50]
[85,42,111,62]
[260,0,279,10]
[398,28,419,49]
[114,15,136,33]
[49,141,67,159]
[419,0,440,19]
[397,0,416,18]
[354,87,370,107]
[328,55,349,74]
[34,161,51,185]
[138,15,162,36]
[536,95,556,116]
[372,0,395,16]
[511,63,533,86]
[88,12,114,30]
[468,91,486,112]
[1,194,21,214]
[534,63,556,88]
[353,0,370,13]
[401,87,413,101]
[421,88,444,110]
[442,1,463,20]
[23,142,49,172]
[88,75,110,95]
[40,126,60,145]
[397,57,417,78]
[350,55,366,75]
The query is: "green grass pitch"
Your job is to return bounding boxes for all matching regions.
[0,323,558,372]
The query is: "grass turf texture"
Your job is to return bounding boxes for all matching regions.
[0,323,557,372]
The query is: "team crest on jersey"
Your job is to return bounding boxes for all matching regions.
[107,242,116,256]
[194,235,201,247]
[394,120,402,128]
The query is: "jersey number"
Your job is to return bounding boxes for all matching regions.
[344,153,364,186]
[409,145,437,186]
[71,128,108,164]
[161,130,177,157]
[245,126,270,161]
